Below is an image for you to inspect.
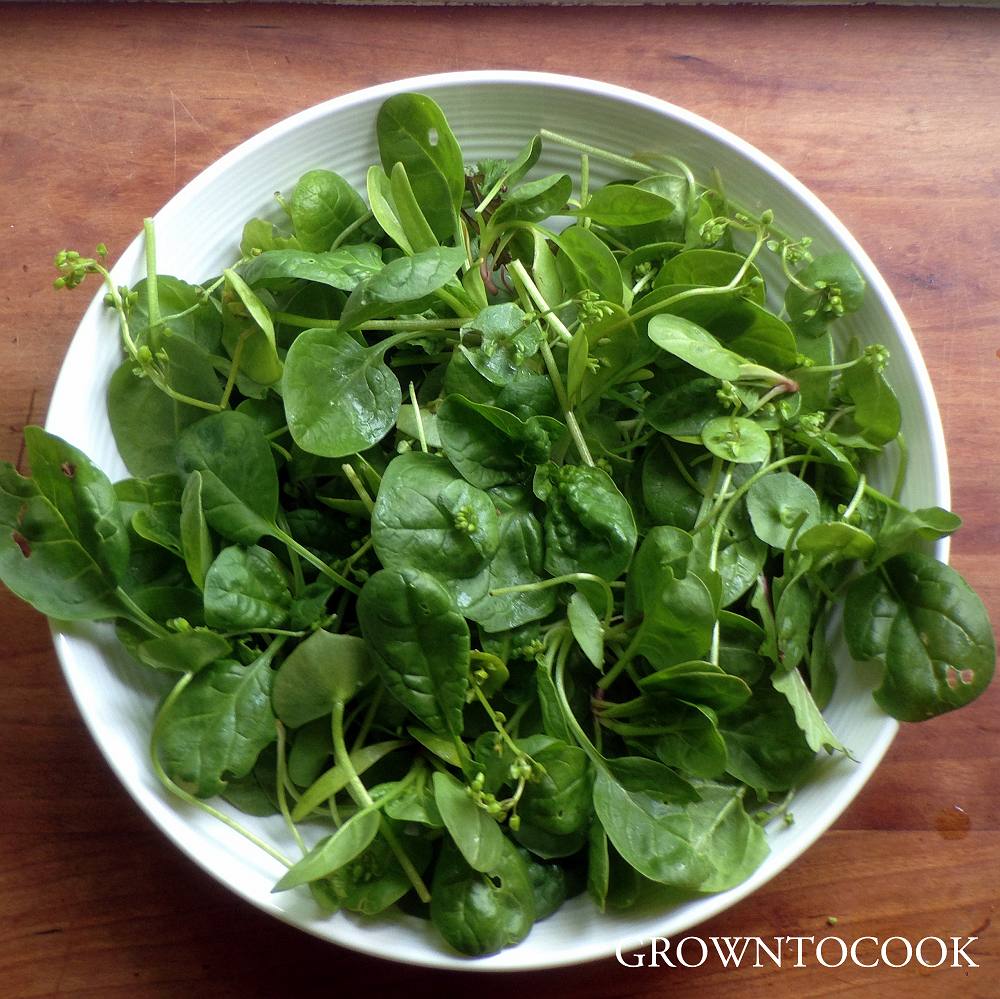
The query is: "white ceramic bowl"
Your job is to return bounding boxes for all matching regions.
[45,71,948,971]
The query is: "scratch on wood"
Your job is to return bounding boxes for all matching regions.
[970,913,992,937]
[171,90,223,158]
[244,45,262,89]
[170,88,178,190]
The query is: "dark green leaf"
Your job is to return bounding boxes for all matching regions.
[203,544,291,631]
[283,327,402,458]
[289,169,368,252]
[357,567,470,737]
[273,630,372,727]
[176,410,278,545]
[432,770,505,873]
[377,93,465,242]
[273,810,380,892]
[429,838,535,957]
[339,246,466,330]
[237,245,382,292]
[158,657,276,797]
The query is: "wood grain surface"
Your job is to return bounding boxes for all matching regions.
[2,4,999,997]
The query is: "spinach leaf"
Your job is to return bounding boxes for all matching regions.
[592,768,712,888]
[491,174,572,226]
[844,554,995,720]
[323,820,433,914]
[107,337,222,478]
[203,544,291,631]
[222,268,282,386]
[283,327,402,458]
[339,245,467,330]
[719,682,816,794]
[552,225,624,305]
[176,411,278,544]
[272,630,372,728]
[771,665,847,755]
[568,590,604,668]
[438,395,563,489]
[535,463,637,583]
[273,809,381,892]
[430,838,535,957]
[376,93,465,243]
[158,656,276,797]
[514,735,593,850]
[0,438,128,621]
[371,451,500,581]
[648,314,744,381]
[289,169,368,252]
[626,527,716,667]
[136,629,232,673]
[463,489,554,633]
[432,770,505,872]
[27,427,130,581]
[357,567,470,737]
[179,471,213,589]
[237,245,382,292]
[570,184,673,227]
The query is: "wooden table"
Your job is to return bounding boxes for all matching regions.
[2,4,998,996]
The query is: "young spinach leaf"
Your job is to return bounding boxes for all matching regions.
[157,656,276,797]
[283,327,402,458]
[357,567,470,737]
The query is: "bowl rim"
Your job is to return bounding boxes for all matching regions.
[45,69,949,971]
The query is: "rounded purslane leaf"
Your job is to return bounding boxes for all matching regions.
[701,416,771,464]
[746,472,821,549]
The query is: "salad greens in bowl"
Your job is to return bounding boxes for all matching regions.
[2,72,994,969]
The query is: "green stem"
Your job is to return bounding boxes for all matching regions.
[863,481,907,512]
[580,153,591,230]
[408,382,429,453]
[539,129,658,179]
[330,210,374,251]
[693,456,723,530]
[551,633,604,767]
[341,463,375,514]
[218,329,249,410]
[540,341,594,467]
[221,627,307,640]
[490,572,614,626]
[351,687,383,754]
[891,432,909,502]
[509,258,573,343]
[142,218,161,338]
[472,685,525,760]
[662,439,704,494]
[115,587,170,638]
[331,701,431,903]
[276,721,306,854]
[841,473,867,522]
[271,528,361,595]
[597,632,641,691]
[273,312,465,332]
[150,671,293,869]
[797,357,864,377]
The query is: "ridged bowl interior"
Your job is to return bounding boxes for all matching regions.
[45,72,947,971]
